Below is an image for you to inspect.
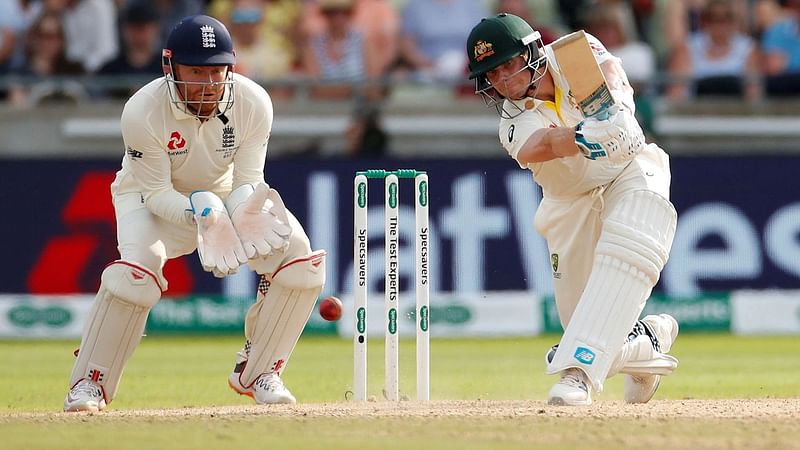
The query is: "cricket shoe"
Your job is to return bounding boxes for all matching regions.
[542,316,678,367]
[548,368,592,406]
[64,379,106,412]
[227,351,297,404]
[252,373,296,404]
[624,314,680,404]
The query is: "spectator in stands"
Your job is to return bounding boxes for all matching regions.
[226,0,294,86]
[0,1,25,74]
[302,0,399,74]
[628,0,658,45]
[758,0,800,95]
[397,0,488,81]
[666,0,760,101]
[0,1,25,100]
[8,11,86,107]
[300,0,380,100]
[58,0,119,72]
[209,0,303,79]
[586,3,657,133]
[586,4,655,90]
[134,0,204,43]
[97,0,162,98]
[344,102,388,158]
[495,0,558,44]
[556,0,590,30]
[663,0,749,60]
[754,0,785,34]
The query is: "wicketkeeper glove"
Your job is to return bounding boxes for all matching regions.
[190,191,248,277]
[229,183,293,259]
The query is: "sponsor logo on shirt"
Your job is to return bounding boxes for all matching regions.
[167,131,186,150]
[551,253,562,279]
[166,131,189,156]
[126,146,142,159]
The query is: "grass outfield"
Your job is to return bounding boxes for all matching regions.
[1,334,799,449]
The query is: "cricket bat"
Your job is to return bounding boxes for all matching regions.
[551,30,616,119]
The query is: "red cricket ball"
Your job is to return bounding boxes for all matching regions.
[319,296,343,321]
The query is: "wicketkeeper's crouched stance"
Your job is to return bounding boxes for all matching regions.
[64,15,324,412]
[466,13,680,406]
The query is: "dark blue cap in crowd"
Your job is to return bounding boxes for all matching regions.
[123,0,159,24]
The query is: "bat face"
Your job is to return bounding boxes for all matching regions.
[551,30,615,119]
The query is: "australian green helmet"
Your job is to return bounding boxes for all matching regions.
[466,13,547,118]
[467,13,541,80]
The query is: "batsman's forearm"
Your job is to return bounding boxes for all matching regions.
[517,126,580,164]
[547,126,582,158]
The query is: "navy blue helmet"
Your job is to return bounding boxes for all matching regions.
[163,15,235,66]
[162,15,235,119]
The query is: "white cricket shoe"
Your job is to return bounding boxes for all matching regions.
[548,368,592,406]
[227,349,296,404]
[252,373,296,404]
[624,314,679,404]
[63,379,106,412]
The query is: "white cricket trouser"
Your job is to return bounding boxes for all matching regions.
[534,145,672,327]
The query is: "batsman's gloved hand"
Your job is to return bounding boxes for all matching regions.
[190,191,247,277]
[231,183,293,259]
[575,107,645,164]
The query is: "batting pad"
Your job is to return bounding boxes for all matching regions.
[235,250,326,388]
[69,261,162,402]
[547,191,676,392]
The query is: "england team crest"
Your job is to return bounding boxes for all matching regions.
[222,125,235,149]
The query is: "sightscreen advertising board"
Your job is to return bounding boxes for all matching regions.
[0,156,798,298]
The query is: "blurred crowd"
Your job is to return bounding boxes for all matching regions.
[1,0,799,110]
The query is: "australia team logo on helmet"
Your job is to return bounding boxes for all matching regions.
[473,40,495,63]
[466,13,548,119]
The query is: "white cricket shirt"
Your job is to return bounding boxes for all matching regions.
[499,33,638,199]
[111,72,273,225]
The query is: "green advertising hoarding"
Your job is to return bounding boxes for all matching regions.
[541,293,732,333]
[147,296,337,335]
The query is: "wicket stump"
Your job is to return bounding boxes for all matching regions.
[353,169,430,401]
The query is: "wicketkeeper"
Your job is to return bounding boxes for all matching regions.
[466,13,680,405]
[64,15,325,412]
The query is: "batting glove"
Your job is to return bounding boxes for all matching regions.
[575,108,645,164]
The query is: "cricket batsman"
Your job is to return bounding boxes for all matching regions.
[466,13,680,405]
[64,15,326,412]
